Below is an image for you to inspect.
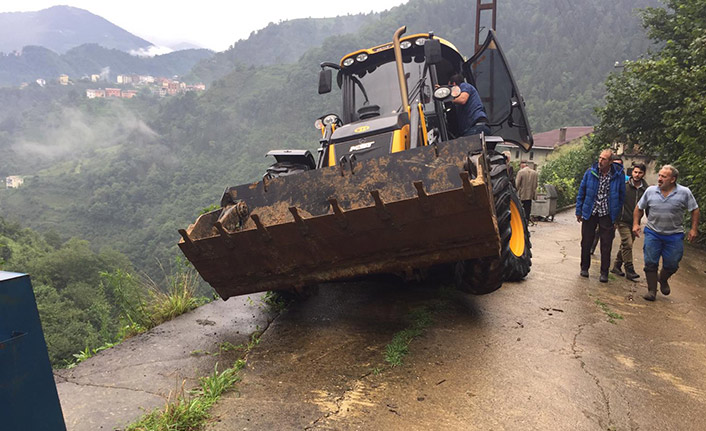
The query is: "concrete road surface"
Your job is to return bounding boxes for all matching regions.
[55,294,276,431]
[206,209,706,431]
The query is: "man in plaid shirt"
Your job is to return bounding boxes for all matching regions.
[576,149,626,282]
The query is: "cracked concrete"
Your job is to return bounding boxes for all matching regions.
[572,323,613,430]
[55,293,276,431]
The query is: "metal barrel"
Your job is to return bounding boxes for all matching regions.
[179,136,500,299]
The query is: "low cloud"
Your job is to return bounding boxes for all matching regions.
[129,45,174,57]
[11,105,160,161]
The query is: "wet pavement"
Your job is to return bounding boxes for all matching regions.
[205,209,706,430]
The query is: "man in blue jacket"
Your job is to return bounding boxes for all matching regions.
[576,149,626,282]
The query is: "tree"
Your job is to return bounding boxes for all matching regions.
[594,0,706,245]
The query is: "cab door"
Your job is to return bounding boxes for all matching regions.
[463,30,533,151]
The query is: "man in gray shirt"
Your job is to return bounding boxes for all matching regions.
[633,165,700,301]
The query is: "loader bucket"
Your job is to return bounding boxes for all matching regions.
[178,135,501,299]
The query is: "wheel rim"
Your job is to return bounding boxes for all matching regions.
[509,200,525,256]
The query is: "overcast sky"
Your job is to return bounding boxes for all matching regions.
[1,1,409,51]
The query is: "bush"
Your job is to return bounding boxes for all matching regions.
[538,139,598,208]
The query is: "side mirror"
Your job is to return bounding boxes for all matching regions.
[424,39,443,65]
[318,69,332,94]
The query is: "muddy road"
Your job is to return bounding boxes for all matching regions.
[207,210,706,431]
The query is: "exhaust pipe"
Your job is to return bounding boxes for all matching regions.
[393,26,410,113]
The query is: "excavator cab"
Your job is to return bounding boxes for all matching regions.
[317,30,532,161]
[316,33,467,167]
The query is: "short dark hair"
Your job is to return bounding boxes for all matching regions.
[632,163,646,173]
[449,73,465,85]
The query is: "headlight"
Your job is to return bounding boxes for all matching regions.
[400,41,412,49]
[451,85,461,98]
[323,114,339,126]
[433,87,451,99]
[356,53,368,62]
[343,57,355,67]
[415,38,427,46]
[314,119,324,130]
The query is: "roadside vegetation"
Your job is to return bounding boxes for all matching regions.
[0,216,209,367]
[126,360,245,431]
[125,333,261,431]
[384,307,434,367]
[538,138,598,208]
[376,286,456,373]
[68,267,209,367]
[594,298,624,324]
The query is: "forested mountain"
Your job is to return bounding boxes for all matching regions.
[0,6,153,54]
[0,44,213,87]
[1,0,662,307]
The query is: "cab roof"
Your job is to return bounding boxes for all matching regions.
[339,33,462,68]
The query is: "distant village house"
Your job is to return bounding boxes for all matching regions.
[86,89,106,98]
[105,88,121,98]
[6,176,24,189]
[59,74,69,85]
[496,126,594,171]
[117,74,133,85]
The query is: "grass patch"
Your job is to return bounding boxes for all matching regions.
[125,362,243,431]
[67,341,117,368]
[126,335,258,430]
[384,307,434,367]
[261,290,289,313]
[595,299,624,324]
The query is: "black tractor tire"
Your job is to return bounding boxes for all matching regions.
[455,152,532,294]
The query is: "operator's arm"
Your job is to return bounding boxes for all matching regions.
[452,91,469,105]
[687,208,700,242]
[633,206,644,238]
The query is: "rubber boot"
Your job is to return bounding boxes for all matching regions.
[659,268,676,296]
[624,263,640,281]
[610,261,625,277]
[643,271,658,301]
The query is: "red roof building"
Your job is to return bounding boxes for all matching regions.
[497,126,594,170]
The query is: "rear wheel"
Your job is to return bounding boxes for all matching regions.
[455,152,532,294]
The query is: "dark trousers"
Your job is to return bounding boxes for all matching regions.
[581,214,615,274]
[522,200,532,223]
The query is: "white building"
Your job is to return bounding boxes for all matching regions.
[6,176,24,189]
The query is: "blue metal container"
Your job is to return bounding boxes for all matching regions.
[0,271,66,430]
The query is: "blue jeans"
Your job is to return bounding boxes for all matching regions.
[643,227,684,272]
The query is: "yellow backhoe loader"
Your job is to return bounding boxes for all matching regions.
[179,23,534,300]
